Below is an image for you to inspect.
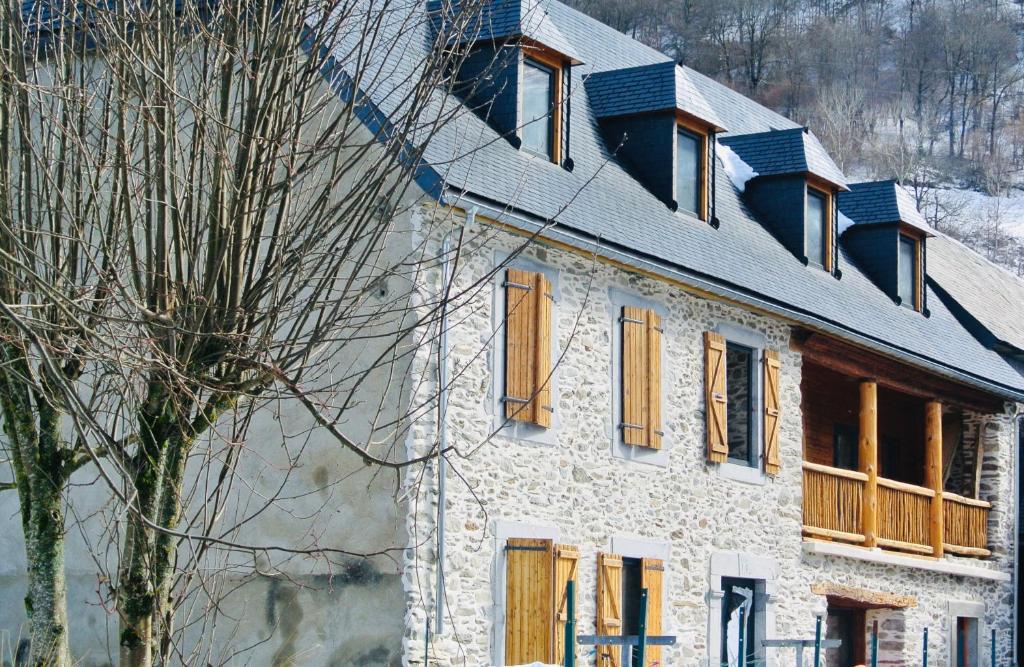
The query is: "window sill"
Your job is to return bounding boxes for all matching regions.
[717,461,766,486]
[802,539,1010,582]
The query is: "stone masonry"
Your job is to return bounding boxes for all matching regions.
[401,204,1019,667]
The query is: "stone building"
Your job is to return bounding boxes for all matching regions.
[391,1,1024,666]
[2,0,1022,666]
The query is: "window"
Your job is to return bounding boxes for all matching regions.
[676,128,702,218]
[954,617,979,667]
[675,118,710,220]
[725,343,754,466]
[825,607,866,667]
[832,424,859,471]
[620,306,662,449]
[521,58,558,160]
[503,268,553,427]
[503,538,578,665]
[898,234,919,310]
[597,553,664,667]
[806,187,830,268]
[704,331,782,476]
[719,577,764,667]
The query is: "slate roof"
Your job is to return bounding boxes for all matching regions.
[584,61,725,130]
[427,0,582,63]
[19,0,1024,399]
[719,127,849,189]
[839,180,931,234]
[928,235,1024,355]
[330,0,1024,398]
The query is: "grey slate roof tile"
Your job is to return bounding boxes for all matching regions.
[839,180,930,233]
[583,61,725,129]
[719,127,848,188]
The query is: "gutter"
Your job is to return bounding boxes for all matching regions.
[454,191,1024,404]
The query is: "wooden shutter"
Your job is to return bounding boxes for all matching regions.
[553,544,580,665]
[704,331,728,463]
[505,538,554,665]
[621,307,663,449]
[533,272,553,427]
[596,553,623,667]
[763,349,782,475]
[641,558,664,667]
[504,269,553,426]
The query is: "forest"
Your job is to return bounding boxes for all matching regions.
[569,0,1024,274]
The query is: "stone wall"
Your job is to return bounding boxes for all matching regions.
[401,205,1019,667]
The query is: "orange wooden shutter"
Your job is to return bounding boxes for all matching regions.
[641,558,664,667]
[533,272,553,427]
[505,538,554,665]
[596,552,623,667]
[646,311,663,449]
[553,544,580,665]
[504,269,553,427]
[621,307,662,449]
[505,269,536,423]
[621,306,647,446]
[764,348,782,475]
[704,331,728,463]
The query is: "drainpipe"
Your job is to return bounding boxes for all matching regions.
[435,207,476,635]
[1015,410,1022,667]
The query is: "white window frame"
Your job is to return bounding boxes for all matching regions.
[707,551,778,667]
[490,519,561,666]
[608,535,671,639]
[946,600,985,667]
[608,289,670,467]
[713,323,767,485]
[490,252,561,445]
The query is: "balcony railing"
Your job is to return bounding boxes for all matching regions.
[802,462,991,558]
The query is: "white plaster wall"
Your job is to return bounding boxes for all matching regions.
[401,206,1019,667]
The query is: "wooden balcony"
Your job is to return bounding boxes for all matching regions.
[802,462,991,558]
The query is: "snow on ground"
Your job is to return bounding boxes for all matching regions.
[929,187,1024,238]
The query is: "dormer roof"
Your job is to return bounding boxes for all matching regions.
[584,62,726,130]
[428,0,583,64]
[719,127,848,190]
[838,180,932,235]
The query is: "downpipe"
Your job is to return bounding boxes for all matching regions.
[435,207,476,636]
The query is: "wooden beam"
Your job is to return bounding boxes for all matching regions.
[811,582,918,609]
[859,381,878,548]
[925,400,944,558]
[798,334,1005,414]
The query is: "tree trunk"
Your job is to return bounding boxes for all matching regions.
[25,483,69,667]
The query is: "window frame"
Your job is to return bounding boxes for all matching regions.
[609,289,669,466]
[707,551,778,667]
[491,520,560,666]
[713,324,768,485]
[676,114,710,221]
[724,341,756,468]
[946,600,985,667]
[520,49,562,163]
[805,181,834,271]
[491,255,560,445]
[898,231,923,311]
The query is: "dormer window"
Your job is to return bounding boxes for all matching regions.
[805,184,833,270]
[521,56,561,162]
[898,233,921,310]
[675,122,708,220]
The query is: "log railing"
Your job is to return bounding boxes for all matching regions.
[802,462,866,543]
[876,478,933,554]
[802,462,990,558]
[942,492,992,557]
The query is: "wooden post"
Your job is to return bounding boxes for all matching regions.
[925,400,944,558]
[859,381,878,548]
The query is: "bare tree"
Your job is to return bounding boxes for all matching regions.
[0,1,576,665]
